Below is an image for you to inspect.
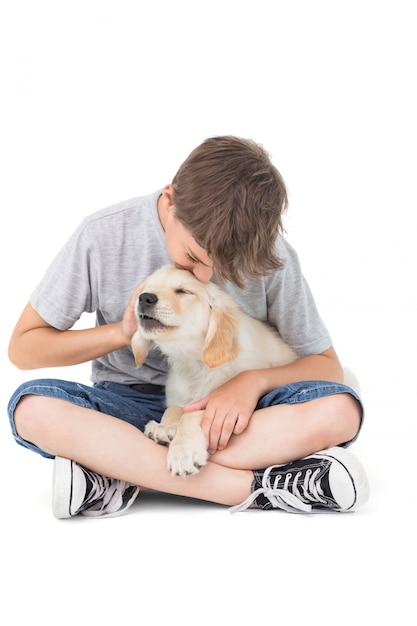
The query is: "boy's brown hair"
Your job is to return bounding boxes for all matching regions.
[172,136,288,287]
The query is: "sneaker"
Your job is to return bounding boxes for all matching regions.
[52,456,140,519]
[230,447,369,514]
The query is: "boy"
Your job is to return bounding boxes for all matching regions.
[7,136,369,518]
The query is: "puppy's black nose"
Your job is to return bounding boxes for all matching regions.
[138,292,158,311]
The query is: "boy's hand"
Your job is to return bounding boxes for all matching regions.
[183,371,260,455]
[121,283,144,345]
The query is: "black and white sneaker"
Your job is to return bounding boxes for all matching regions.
[231,447,369,514]
[52,456,140,519]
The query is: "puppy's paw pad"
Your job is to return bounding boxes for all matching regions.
[144,421,158,440]
[167,442,208,477]
[165,425,177,442]
[144,421,171,445]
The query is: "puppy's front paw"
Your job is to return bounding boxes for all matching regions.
[144,420,177,446]
[167,438,208,477]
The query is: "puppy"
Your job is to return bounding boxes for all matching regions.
[131,265,297,477]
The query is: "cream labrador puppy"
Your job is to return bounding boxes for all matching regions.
[131,265,297,477]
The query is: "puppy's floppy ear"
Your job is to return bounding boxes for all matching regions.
[202,301,239,368]
[131,331,153,367]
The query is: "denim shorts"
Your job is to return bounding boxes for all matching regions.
[7,378,364,459]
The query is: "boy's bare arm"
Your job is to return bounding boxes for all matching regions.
[250,346,344,393]
[8,293,139,370]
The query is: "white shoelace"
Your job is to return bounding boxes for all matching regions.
[230,465,329,514]
[80,472,140,518]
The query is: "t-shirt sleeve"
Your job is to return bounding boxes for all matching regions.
[265,239,333,356]
[30,219,97,330]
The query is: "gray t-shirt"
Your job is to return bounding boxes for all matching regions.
[30,189,332,386]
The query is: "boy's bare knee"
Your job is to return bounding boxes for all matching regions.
[303,393,361,453]
[14,394,48,442]
[324,393,362,447]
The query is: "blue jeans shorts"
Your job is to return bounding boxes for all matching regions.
[7,378,364,460]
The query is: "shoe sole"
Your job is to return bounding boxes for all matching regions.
[312,447,370,510]
[52,456,85,519]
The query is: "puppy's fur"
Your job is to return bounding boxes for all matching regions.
[131,265,297,476]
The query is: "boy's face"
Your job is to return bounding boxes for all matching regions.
[159,185,213,283]
[164,213,213,283]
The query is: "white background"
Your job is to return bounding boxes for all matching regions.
[1,1,416,624]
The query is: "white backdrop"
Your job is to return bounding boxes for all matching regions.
[1,2,416,624]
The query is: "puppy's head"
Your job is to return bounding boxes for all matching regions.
[131,265,239,368]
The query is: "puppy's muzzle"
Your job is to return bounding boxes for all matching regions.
[138,292,158,313]
[137,292,167,331]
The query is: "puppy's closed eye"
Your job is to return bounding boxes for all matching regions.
[175,288,192,295]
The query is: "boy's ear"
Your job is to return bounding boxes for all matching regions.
[162,184,176,214]
[202,304,239,368]
[131,331,153,367]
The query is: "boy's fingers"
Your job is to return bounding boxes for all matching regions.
[183,398,208,412]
